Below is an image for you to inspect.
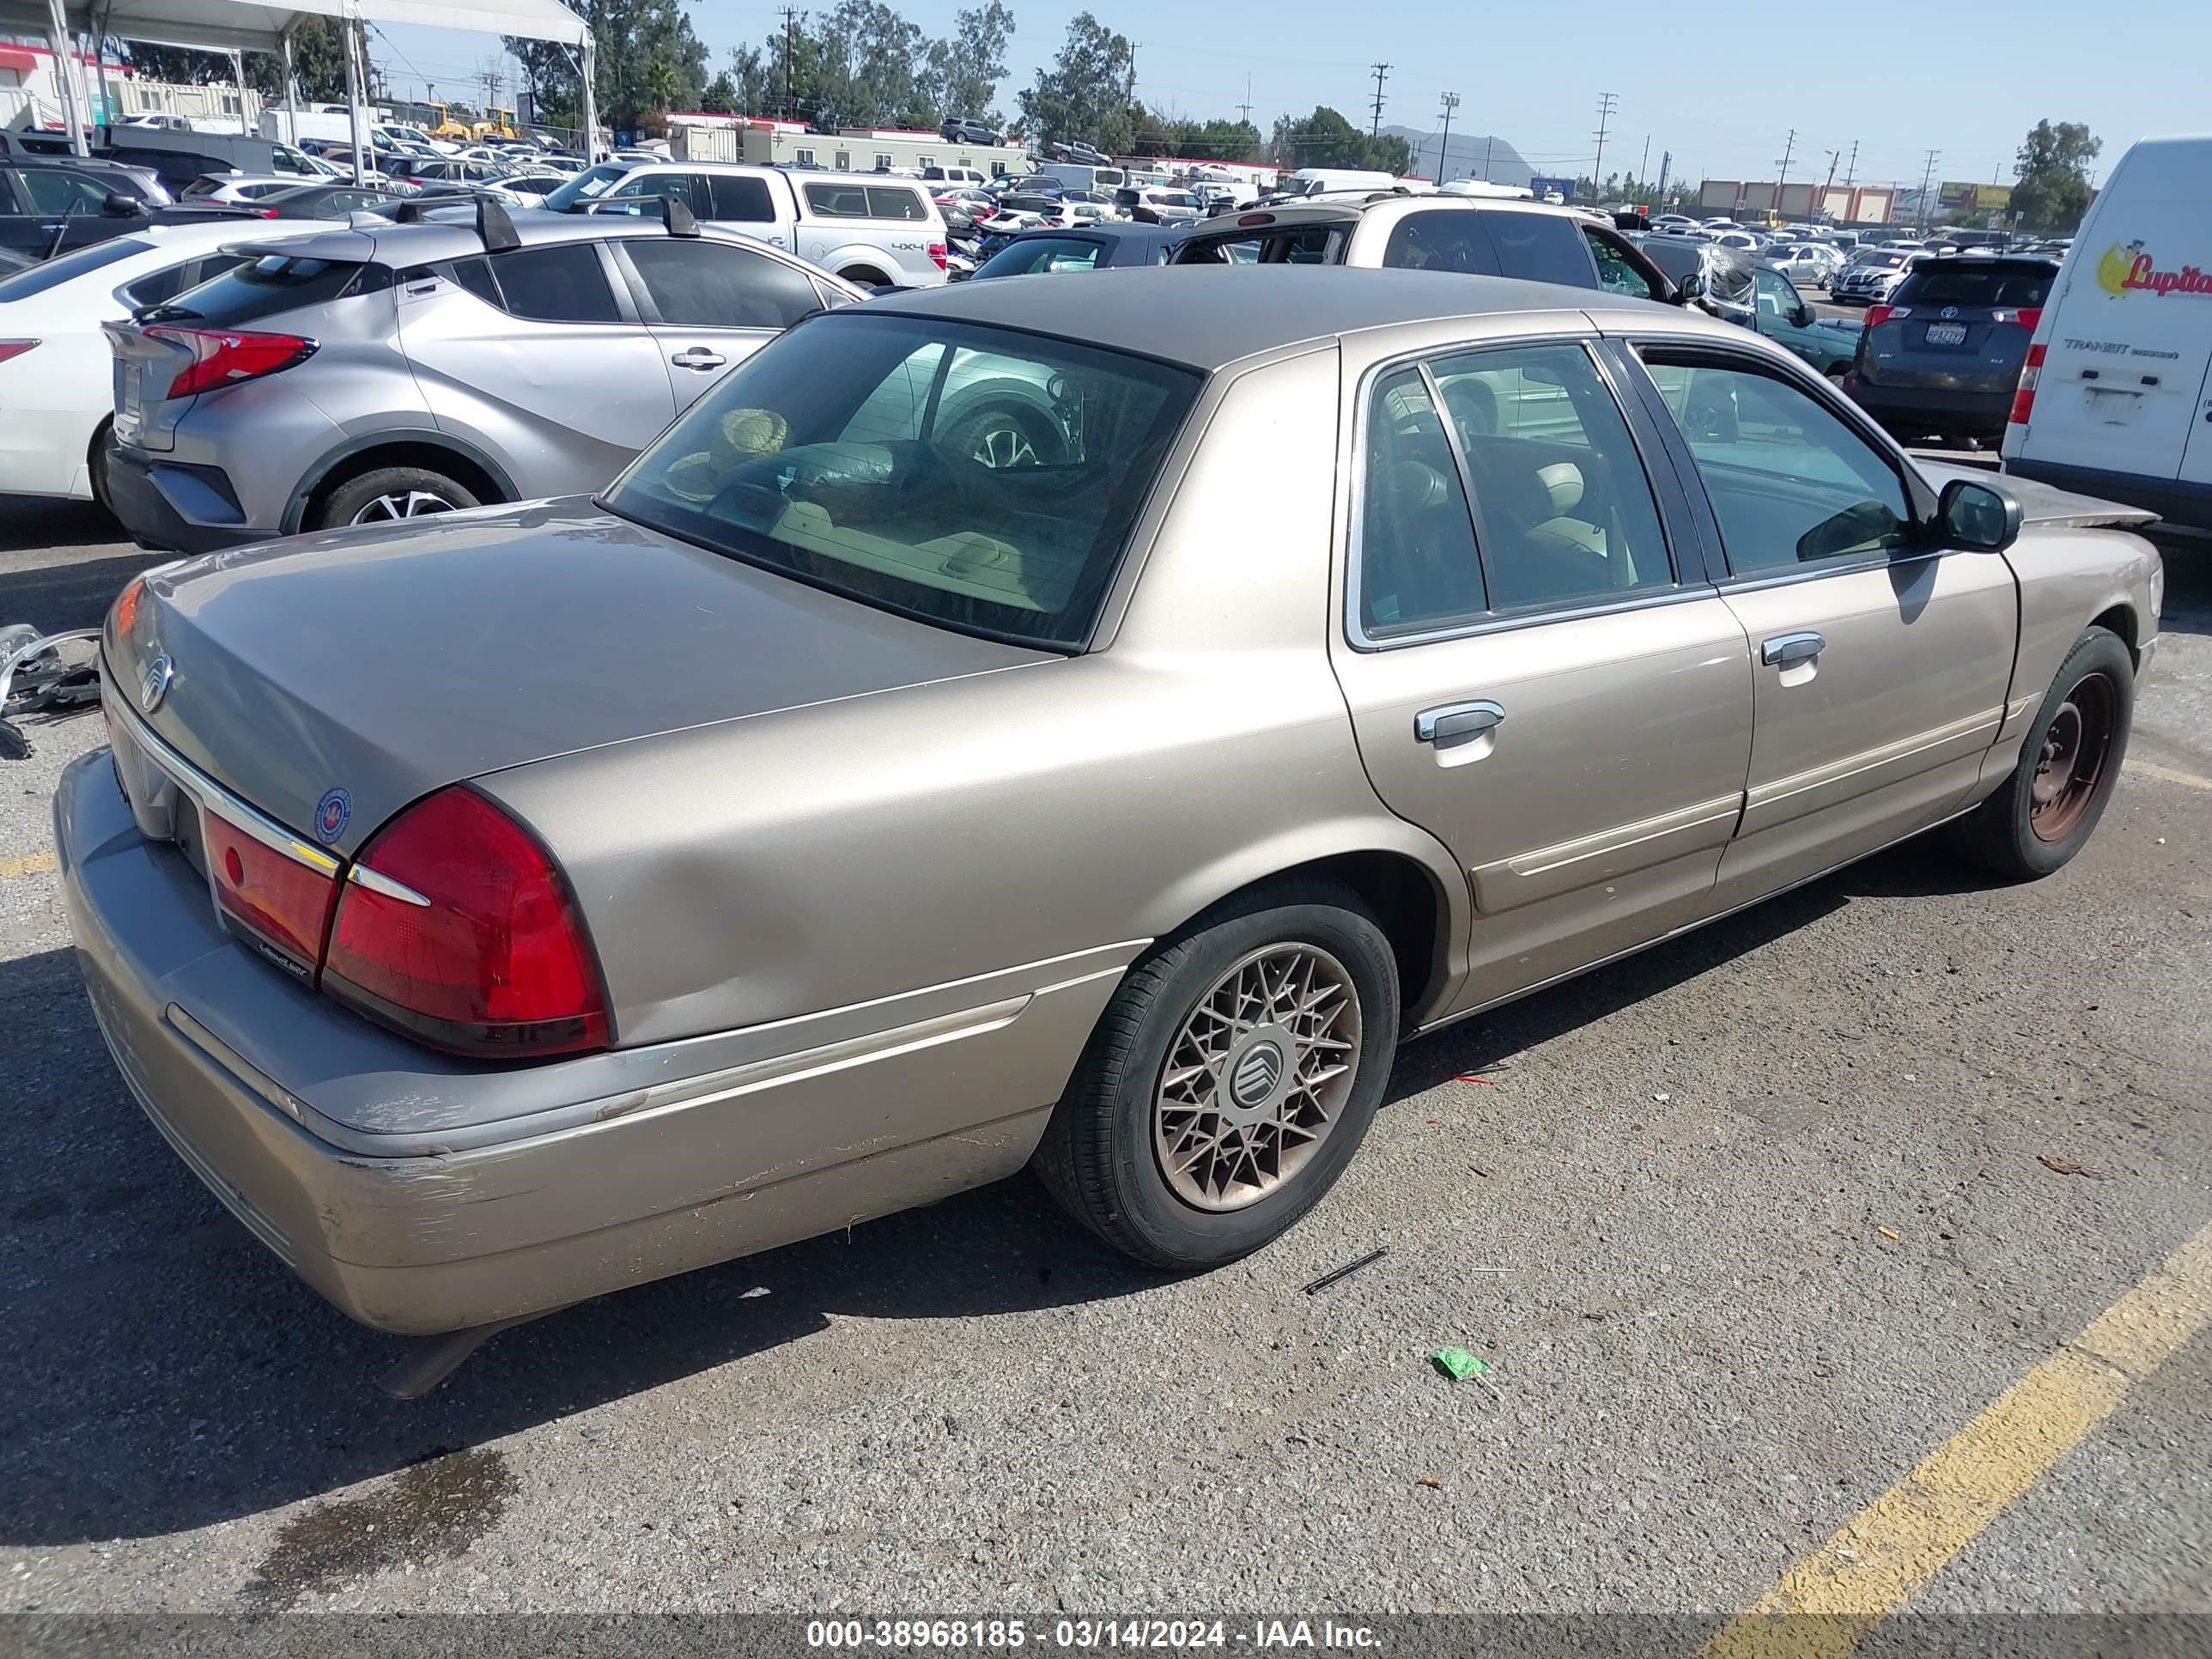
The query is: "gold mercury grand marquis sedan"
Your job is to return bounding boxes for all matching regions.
[59,266,2162,1339]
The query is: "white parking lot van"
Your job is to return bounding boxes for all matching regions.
[1275,168,1400,198]
[2003,133,2212,529]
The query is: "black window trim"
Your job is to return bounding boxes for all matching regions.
[605,234,815,330]
[1343,331,1718,653]
[1615,336,1943,592]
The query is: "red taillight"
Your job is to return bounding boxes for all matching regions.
[205,811,338,971]
[0,340,38,366]
[1864,303,1908,328]
[2008,342,2046,427]
[928,240,948,270]
[322,787,609,1058]
[2009,307,2043,331]
[142,325,318,400]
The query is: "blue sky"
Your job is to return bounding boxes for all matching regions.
[377,0,2210,187]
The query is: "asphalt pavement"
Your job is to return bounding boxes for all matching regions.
[0,501,2206,1629]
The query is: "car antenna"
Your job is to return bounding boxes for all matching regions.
[660,196,699,237]
[475,195,520,252]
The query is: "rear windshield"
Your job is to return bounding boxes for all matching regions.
[1895,263,2055,307]
[542,163,630,210]
[0,237,150,301]
[142,251,379,325]
[603,312,1201,650]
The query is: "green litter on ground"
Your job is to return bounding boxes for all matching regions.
[1431,1346,1490,1380]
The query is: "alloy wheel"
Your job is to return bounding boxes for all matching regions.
[351,489,459,525]
[1152,943,1362,1212]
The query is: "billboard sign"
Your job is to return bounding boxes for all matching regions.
[1528,174,1577,201]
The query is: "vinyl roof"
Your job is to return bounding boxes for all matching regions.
[868,264,1617,372]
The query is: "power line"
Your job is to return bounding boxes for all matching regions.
[1368,62,1389,138]
[1591,89,1618,181]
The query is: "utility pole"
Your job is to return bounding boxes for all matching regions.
[1822,147,1840,191]
[1481,132,1494,181]
[1638,133,1650,190]
[1368,63,1389,138]
[1591,90,1618,187]
[1656,149,1670,196]
[1125,42,1138,114]
[779,6,799,122]
[1236,74,1251,130]
[1843,138,1858,188]
[1917,147,1940,230]
[1433,91,1459,183]
[1773,127,1796,212]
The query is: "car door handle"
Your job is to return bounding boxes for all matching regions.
[1762,631,1826,667]
[1414,700,1505,748]
[670,348,726,371]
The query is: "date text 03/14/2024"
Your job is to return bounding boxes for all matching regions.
[805,1620,1383,1649]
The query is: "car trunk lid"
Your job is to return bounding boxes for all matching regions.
[105,498,1048,860]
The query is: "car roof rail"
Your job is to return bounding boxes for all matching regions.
[660,195,699,237]
[475,194,520,252]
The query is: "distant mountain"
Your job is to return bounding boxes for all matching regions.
[1382,124,1532,186]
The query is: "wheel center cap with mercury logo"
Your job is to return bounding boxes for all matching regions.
[1222,1024,1298,1121]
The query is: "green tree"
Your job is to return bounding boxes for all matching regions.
[2012,118,2100,234]
[506,0,707,136]
[1018,12,1135,153]
[1135,108,1260,161]
[117,21,347,105]
[1268,106,1407,174]
[927,2,1014,126]
[698,71,737,114]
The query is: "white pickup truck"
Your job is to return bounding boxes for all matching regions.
[541,161,950,288]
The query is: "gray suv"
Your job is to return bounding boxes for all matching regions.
[101,204,865,552]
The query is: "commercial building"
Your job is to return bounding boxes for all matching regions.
[669,113,1030,177]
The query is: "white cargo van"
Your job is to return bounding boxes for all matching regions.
[2002,133,2212,528]
[1274,167,1398,199]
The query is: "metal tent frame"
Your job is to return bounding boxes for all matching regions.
[0,0,596,179]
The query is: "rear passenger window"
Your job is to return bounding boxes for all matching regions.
[623,240,822,328]
[865,186,926,221]
[709,174,776,222]
[804,183,871,218]
[1431,342,1672,611]
[488,243,622,324]
[1482,211,1600,287]
[1642,355,1912,572]
[1383,211,1500,276]
[439,255,501,307]
[1358,366,1486,637]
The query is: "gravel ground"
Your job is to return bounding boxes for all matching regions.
[0,506,2205,1623]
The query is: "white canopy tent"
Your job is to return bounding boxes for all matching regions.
[0,0,595,181]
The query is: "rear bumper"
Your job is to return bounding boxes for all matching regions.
[56,749,1114,1334]
[1846,380,2013,435]
[103,439,273,555]
[2003,458,2212,533]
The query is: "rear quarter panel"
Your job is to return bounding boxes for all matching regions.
[1998,525,2160,755]
[481,348,1468,1048]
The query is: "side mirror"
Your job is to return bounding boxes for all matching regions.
[1939,477,2024,553]
[1792,303,1814,328]
[102,192,145,216]
[1673,269,1705,304]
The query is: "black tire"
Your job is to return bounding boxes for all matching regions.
[313,465,481,531]
[87,419,114,517]
[1949,624,2134,879]
[839,265,890,286]
[1032,879,1401,1271]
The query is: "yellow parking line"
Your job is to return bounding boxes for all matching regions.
[0,849,57,881]
[1701,1218,2212,1659]
[2127,759,2212,793]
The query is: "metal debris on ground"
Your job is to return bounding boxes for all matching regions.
[1302,1246,1387,1296]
